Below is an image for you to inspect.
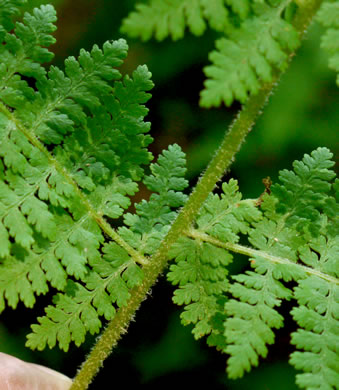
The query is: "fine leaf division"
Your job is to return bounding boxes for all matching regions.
[0,2,338,390]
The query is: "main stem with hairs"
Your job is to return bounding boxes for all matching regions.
[69,1,323,388]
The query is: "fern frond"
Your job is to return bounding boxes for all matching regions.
[0,3,164,351]
[0,56,153,309]
[121,0,245,41]
[195,179,262,243]
[289,230,339,390]
[26,241,144,351]
[271,147,336,235]
[222,196,301,377]
[121,143,189,256]
[121,1,311,108]
[0,4,337,387]
[224,271,292,378]
[224,222,302,378]
[25,144,188,351]
[165,146,338,388]
[0,0,26,38]
[0,3,191,349]
[0,4,57,107]
[222,147,338,379]
[167,236,232,343]
[200,1,300,107]
[167,179,261,344]
[317,0,339,86]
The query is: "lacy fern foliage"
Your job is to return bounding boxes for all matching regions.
[0,1,188,351]
[317,0,339,86]
[200,1,300,107]
[120,0,249,41]
[122,0,339,107]
[168,148,338,389]
[0,2,338,390]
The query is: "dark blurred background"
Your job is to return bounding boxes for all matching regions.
[1,1,338,388]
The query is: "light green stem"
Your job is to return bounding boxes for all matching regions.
[186,229,339,286]
[69,1,324,388]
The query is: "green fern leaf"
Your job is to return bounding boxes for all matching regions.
[289,232,339,390]
[122,1,303,107]
[26,282,102,351]
[168,179,261,344]
[168,237,232,340]
[0,4,57,107]
[26,142,189,351]
[224,196,302,378]
[224,263,294,378]
[1,4,338,387]
[0,3,162,351]
[271,147,336,235]
[121,0,251,41]
[317,0,339,86]
[23,143,188,351]
[165,147,337,385]
[195,178,262,243]
[222,148,338,381]
[121,143,188,256]
[26,241,143,351]
[0,0,26,38]
[200,1,300,107]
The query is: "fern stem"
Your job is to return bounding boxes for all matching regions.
[186,229,339,286]
[70,1,324,387]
